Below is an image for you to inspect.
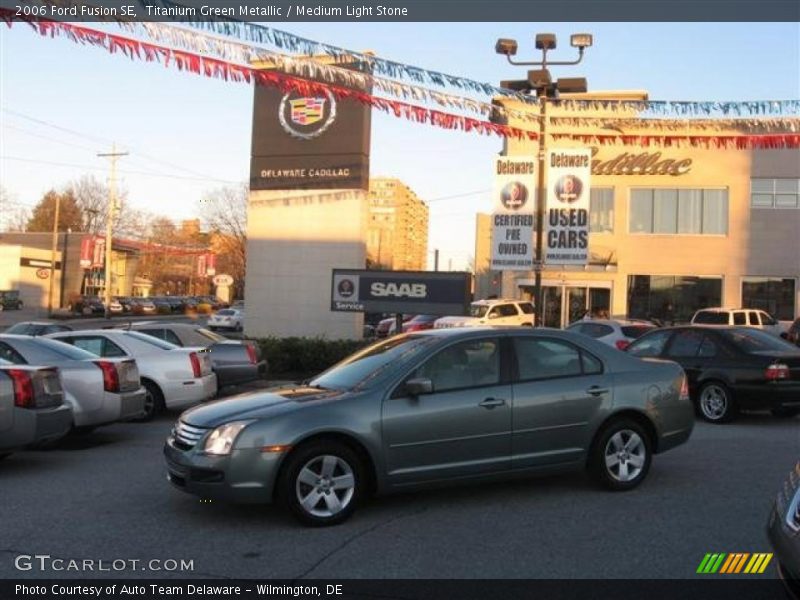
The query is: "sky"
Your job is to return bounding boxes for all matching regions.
[1,21,799,270]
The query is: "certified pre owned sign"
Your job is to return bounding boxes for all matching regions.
[331,269,471,316]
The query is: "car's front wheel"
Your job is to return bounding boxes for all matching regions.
[697,381,737,423]
[279,441,364,526]
[589,419,652,491]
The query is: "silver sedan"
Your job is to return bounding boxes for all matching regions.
[164,328,694,526]
[0,335,146,431]
[0,362,73,459]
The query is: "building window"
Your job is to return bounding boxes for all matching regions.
[627,275,723,324]
[629,188,728,234]
[590,188,614,233]
[751,179,800,209]
[741,277,796,320]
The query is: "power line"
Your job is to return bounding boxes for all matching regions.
[1,107,238,183]
[0,155,243,184]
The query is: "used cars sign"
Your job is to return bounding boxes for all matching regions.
[331,269,471,315]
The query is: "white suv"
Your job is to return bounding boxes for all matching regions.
[690,308,784,337]
[434,299,535,329]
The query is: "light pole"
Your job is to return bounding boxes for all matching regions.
[495,33,592,327]
[97,144,128,318]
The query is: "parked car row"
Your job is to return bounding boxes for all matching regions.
[70,295,231,316]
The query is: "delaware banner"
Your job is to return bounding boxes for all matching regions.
[491,156,536,271]
[545,149,591,266]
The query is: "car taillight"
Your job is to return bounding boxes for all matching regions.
[190,352,202,377]
[766,363,790,381]
[94,361,120,393]
[615,340,631,351]
[7,369,34,408]
[680,375,690,401]
[245,344,257,365]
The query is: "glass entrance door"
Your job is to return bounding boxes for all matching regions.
[542,286,563,328]
[566,288,587,325]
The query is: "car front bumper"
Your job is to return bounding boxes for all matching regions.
[767,504,800,598]
[163,436,284,504]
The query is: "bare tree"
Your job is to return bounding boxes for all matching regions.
[200,185,248,297]
[69,175,140,236]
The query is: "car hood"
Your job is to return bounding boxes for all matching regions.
[181,386,344,428]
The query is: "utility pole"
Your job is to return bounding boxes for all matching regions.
[47,193,61,315]
[97,144,128,318]
[533,91,548,327]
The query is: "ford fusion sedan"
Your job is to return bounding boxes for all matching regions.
[0,361,73,459]
[767,460,800,598]
[626,326,800,423]
[164,328,693,526]
[0,335,145,431]
[47,330,216,420]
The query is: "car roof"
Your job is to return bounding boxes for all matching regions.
[471,298,530,306]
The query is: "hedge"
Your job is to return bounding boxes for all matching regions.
[254,337,371,379]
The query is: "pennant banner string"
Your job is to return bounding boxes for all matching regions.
[3,10,800,150]
[12,0,800,117]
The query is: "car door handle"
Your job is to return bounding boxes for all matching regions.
[479,397,506,409]
[586,386,609,396]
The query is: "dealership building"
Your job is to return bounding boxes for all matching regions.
[475,91,800,328]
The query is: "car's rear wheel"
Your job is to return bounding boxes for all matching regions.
[589,418,652,491]
[771,406,800,418]
[697,381,737,423]
[137,380,165,421]
[279,441,364,526]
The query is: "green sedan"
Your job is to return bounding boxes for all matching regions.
[164,327,694,526]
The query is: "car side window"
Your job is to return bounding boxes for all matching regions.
[733,312,746,325]
[748,312,759,325]
[412,338,500,392]
[666,330,705,358]
[697,336,718,358]
[759,312,776,326]
[583,323,614,338]
[627,330,671,358]
[581,351,603,375]
[103,339,127,357]
[513,338,584,380]
[0,342,26,364]
[164,330,183,346]
[70,337,106,356]
[498,304,519,317]
[138,328,166,341]
[518,303,534,314]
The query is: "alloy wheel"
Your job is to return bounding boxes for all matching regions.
[295,455,355,518]
[700,384,728,421]
[604,430,646,483]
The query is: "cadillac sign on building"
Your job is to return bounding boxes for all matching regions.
[331,270,471,315]
[250,66,371,191]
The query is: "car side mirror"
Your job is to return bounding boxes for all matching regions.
[405,377,433,397]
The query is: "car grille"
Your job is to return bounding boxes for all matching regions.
[173,421,208,450]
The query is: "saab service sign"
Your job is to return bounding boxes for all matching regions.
[545,149,591,266]
[331,270,471,315]
[491,156,536,271]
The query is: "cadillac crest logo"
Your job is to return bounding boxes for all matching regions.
[279,89,337,140]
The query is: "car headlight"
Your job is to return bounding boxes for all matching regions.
[203,421,251,456]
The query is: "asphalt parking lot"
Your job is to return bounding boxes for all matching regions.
[1,406,798,580]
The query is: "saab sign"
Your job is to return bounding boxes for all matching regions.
[331,270,471,315]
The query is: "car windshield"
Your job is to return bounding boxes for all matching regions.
[5,323,41,335]
[33,338,97,360]
[470,305,489,318]
[693,311,729,324]
[216,309,235,316]
[122,331,179,350]
[722,329,797,353]
[309,335,438,391]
